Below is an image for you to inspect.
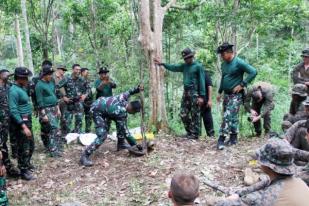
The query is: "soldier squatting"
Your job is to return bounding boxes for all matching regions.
[0,45,309,205]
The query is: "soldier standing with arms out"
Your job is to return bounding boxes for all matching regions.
[9,67,35,180]
[292,48,309,86]
[80,86,144,166]
[244,82,275,137]
[35,65,62,157]
[81,68,93,133]
[216,42,257,150]
[0,69,19,177]
[154,48,206,139]
[58,64,90,134]
[94,67,116,99]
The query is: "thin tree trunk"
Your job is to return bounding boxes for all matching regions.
[15,14,24,66]
[21,0,34,74]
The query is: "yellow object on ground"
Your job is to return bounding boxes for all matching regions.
[134,132,155,141]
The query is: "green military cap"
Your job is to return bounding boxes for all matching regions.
[292,84,307,97]
[256,138,296,175]
[301,48,309,57]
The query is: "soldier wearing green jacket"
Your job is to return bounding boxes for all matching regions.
[244,82,275,136]
[216,42,257,150]
[155,48,206,139]
[94,67,116,99]
[35,65,62,157]
[58,64,90,134]
[9,67,35,180]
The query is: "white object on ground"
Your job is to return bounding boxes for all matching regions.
[65,133,80,144]
[79,133,97,146]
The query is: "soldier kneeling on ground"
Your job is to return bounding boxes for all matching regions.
[168,173,199,206]
[80,85,145,166]
[215,138,309,206]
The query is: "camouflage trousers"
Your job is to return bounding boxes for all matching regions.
[219,93,243,137]
[252,102,272,135]
[85,112,136,155]
[9,118,17,159]
[10,115,34,170]
[0,178,8,206]
[63,102,83,134]
[39,106,62,156]
[83,103,92,133]
[0,120,13,170]
[180,90,200,137]
[59,100,67,135]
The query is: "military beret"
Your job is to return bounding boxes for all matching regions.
[98,67,109,74]
[217,42,234,54]
[181,48,195,59]
[14,67,32,77]
[41,65,54,76]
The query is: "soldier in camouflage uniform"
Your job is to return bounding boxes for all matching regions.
[9,67,35,180]
[244,82,275,136]
[58,64,90,134]
[154,48,206,139]
[215,138,309,206]
[216,43,257,150]
[0,69,19,177]
[292,48,309,87]
[80,85,144,166]
[35,65,62,157]
[0,151,8,205]
[284,119,309,151]
[81,68,93,133]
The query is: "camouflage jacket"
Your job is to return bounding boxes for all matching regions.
[283,112,308,125]
[244,82,275,117]
[292,62,309,85]
[82,77,93,106]
[57,74,90,101]
[285,120,306,143]
[0,84,10,123]
[91,87,140,119]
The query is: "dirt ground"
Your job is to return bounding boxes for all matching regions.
[8,134,267,206]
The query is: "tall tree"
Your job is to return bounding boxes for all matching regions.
[138,0,176,130]
[15,14,24,66]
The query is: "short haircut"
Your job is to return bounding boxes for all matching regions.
[72,64,81,69]
[223,48,233,53]
[170,174,199,205]
[129,100,141,112]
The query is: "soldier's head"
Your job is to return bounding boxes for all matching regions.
[0,69,10,83]
[181,48,195,64]
[291,84,307,101]
[217,42,234,62]
[81,68,89,78]
[56,65,67,76]
[98,67,109,80]
[126,100,141,114]
[252,87,263,102]
[41,65,54,82]
[301,48,309,64]
[72,64,81,77]
[168,173,199,206]
[41,60,53,68]
[256,138,296,178]
[14,67,32,86]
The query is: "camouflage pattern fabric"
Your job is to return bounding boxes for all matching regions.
[292,62,309,85]
[284,120,309,151]
[0,178,8,206]
[39,106,62,156]
[180,90,200,138]
[82,78,93,133]
[219,93,243,137]
[63,102,83,134]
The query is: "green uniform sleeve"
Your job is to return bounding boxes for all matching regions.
[9,89,23,124]
[35,82,44,109]
[260,93,275,117]
[162,63,184,72]
[238,59,257,86]
[285,120,306,143]
[244,89,253,113]
[198,66,206,96]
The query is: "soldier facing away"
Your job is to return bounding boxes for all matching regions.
[215,138,309,206]
[244,82,275,137]
[154,48,206,139]
[57,64,90,134]
[81,67,93,133]
[80,85,144,166]
[35,65,62,157]
[8,67,35,180]
[292,48,309,86]
[216,42,257,150]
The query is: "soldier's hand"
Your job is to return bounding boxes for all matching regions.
[42,115,49,123]
[207,100,212,108]
[0,165,6,177]
[305,82,309,86]
[63,96,71,104]
[216,94,222,103]
[252,115,261,123]
[197,97,204,107]
[139,84,144,91]
[22,124,32,139]
[154,58,162,65]
[80,95,87,102]
[233,85,243,93]
[250,109,258,116]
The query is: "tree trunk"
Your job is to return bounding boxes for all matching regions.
[15,14,24,67]
[232,0,240,52]
[138,0,176,131]
[21,0,34,74]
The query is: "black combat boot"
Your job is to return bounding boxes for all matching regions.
[80,151,93,167]
[20,169,36,181]
[217,135,226,150]
[228,133,238,145]
[6,165,20,177]
[117,138,131,151]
